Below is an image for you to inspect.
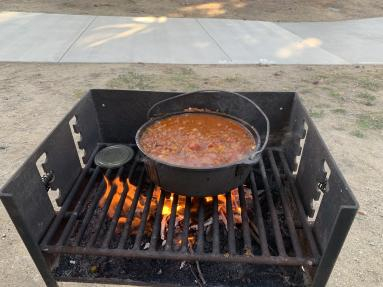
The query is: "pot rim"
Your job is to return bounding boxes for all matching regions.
[135,110,262,171]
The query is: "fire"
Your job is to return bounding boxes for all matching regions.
[99,175,244,243]
[162,194,173,216]
[188,235,196,248]
[99,176,143,231]
[216,190,242,225]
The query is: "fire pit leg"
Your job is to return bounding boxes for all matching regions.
[311,208,358,287]
[1,197,58,287]
[31,253,58,287]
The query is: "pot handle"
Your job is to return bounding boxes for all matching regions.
[147,90,270,161]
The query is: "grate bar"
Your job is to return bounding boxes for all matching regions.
[74,169,112,246]
[43,245,317,266]
[41,145,102,246]
[88,184,117,246]
[196,197,205,254]
[225,192,236,254]
[279,151,320,259]
[117,170,145,249]
[102,154,140,248]
[249,171,270,256]
[180,196,192,252]
[268,150,303,258]
[101,181,129,248]
[149,190,166,251]
[57,166,101,246]
[88,167,124,247]
[212,196,220,254]
[259,157,287,257]
[133,186,154,250]
[250,170,270,256]
[164,194,179,251]
[238,186,252,253]
[40,144,320,269]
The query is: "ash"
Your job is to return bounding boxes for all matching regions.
[54,255,305,286]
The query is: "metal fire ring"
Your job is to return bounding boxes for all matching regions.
[94,145,134,169]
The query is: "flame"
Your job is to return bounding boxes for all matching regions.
[98,175,111,207]
[188,235,196,247]
[162,194,173,216]
[99,174,243,239]
[216,190,242,224]
[99,176,142,231]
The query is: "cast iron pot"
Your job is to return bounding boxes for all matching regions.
[135,90,269,197]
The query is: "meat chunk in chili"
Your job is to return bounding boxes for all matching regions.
[139,113,256,168]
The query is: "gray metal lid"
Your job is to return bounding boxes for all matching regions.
[94,145,134,169]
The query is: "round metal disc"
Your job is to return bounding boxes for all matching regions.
[94,145,134,169]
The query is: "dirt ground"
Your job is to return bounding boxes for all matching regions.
[0,63,382,287]
[1,0,383,21]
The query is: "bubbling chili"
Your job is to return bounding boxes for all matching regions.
[139,113,256,168]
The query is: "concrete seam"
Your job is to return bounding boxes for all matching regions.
[58,15,97,63]
[196,19,233,62]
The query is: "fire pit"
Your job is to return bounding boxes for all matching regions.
[0,90,358,287]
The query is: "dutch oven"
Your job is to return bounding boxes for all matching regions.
[135,90,269,197]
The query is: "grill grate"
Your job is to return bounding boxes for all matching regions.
[40,143,320,267]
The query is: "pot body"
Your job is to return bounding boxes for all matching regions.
[136,89,271,196]
[142,155,258,196]
[136,111,263,196]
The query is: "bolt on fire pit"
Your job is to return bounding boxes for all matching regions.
[0,90,358,287]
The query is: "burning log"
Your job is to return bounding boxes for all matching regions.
[160,216,168,240]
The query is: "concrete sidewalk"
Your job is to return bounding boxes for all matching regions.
[0,11,382,64]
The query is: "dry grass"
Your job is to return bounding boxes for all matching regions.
[1,0,383,21]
